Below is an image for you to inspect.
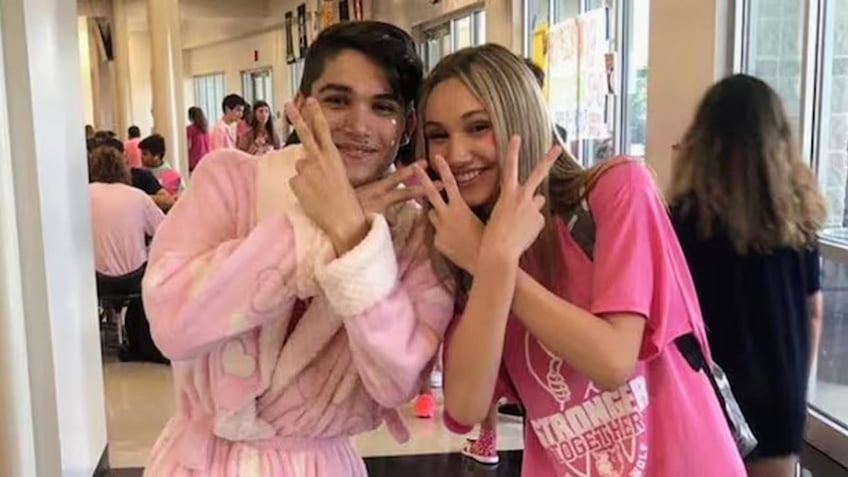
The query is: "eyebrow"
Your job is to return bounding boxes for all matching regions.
[424,109,489,128]
[317,83,400,102]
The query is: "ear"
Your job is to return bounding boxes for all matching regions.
[402,111,417,146]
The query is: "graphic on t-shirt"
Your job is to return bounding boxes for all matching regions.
[525,331,572,411]
[525,331,650,477]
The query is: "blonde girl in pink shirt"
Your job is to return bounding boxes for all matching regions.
[414,44,746,476]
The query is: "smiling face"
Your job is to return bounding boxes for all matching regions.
[424,78,500,208]
[298,49,407,187]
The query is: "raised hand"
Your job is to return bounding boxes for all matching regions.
[356,160,442,216]
[414,154,485,274]
[480,136,560,261]
[285,98,368,255]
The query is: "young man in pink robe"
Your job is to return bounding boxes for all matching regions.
[141,21,452,476]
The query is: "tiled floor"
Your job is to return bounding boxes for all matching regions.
[104,361,524,469]
[104,361,848,476]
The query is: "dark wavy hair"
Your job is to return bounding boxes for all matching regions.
[251,100,278,145]
[88,146,130,185]
[670,74,826,253]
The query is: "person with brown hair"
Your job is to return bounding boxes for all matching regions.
[88,145,166,362]
[237,100,282,155]
[670,74,826,477]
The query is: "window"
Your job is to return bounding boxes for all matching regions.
[814,1,848,232]
[742,0,806,133]
[289,59,304,98]
[810,2,848,447]
[736,0,848,467]
[421,24,451,73]
[546,1,613,165]
[622,0,650,156]
[454,15,473,50]
[420,11,486,73]
[242,68,274,107]
[192,73,225,122]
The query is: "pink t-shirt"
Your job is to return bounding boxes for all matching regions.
[124,138,142,168]
[89,182,165,276]
[210,120,238,151]
[445,161,745,477]
[186,124,211,171]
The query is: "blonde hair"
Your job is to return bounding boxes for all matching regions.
[418,44,617,296]
[670,74,826,253]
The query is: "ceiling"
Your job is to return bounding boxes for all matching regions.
[77,0,289,49]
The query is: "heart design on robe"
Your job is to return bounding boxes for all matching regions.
[222,340,257,378]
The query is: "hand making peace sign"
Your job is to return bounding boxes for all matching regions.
[285,98,368,255]
[481,136,560,261]
[415,135,560,272]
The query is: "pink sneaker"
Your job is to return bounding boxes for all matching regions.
[414,393,437,418]
[461,428,499,465]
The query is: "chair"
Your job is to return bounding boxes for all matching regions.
[96,267,145,362]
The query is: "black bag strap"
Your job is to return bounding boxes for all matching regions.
[674,333,733,427]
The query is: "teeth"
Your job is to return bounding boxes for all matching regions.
[455,170,482,183]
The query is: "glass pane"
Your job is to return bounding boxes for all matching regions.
[816,2,848,232]
[745,0,805,133]
[455,16,473,50]
[553,0,580,23]
[810,254,848,427]
[624,0,650,157]
[441,28,452,58]
[526,0,550,54]
[475,10,487,45]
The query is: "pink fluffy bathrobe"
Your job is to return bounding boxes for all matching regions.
[141,146,453,476]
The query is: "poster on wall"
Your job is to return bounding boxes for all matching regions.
[319,0,336,29]
[285,11,295,64]
[338,0,350,21]
[578,8,611,140]
[297,4,308,59]
[531,24,549,100]
[546,19,579,136]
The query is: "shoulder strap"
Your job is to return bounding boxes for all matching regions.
[563,156,635,261]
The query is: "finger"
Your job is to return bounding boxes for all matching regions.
[407,213,430,256]
[414,164,448,212]
[502,135,521,192]
[427,209,442,227]
[294,158,309,174]
[376,162,419,191]
[285,102,321,159]
[382,184,437,207]
[523,145,561,195]
[304,98,335,158]
[433,155,463,204]
[532,194,547,211]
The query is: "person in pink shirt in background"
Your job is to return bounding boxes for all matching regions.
[141,21,451,476]
[210,93,246,150]
[186,106,211,172]
[414,45,745,477]
[124,125,143,168]
[88,144,166,363]
[89,145,164,276]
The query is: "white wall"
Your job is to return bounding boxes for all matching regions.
[128,31,153,135]
[644,0,730,190]
[370,0,519,51]
[184,27,289,121]
[77,17,94,128]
